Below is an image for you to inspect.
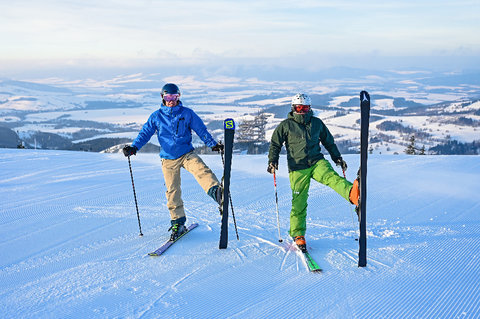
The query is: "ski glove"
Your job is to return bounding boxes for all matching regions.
[267,162,278,174]
[123,145,137,157]
[334,157,347,171]
[211,143,224,153]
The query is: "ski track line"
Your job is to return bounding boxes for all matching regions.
[364,241,432,317]
[361,231,480,318]
[232,247,247,263]
[170,267,202,293]
[0,169,57,184]
[411,234,478,318]
[433,237,480,318]
[424,248,473,318]
[0,219,131,276]
[0,183,131,222]
[238,231,299,272]
[0,213,86,248]
[279,247,292,272]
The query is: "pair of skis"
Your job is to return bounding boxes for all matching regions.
[148,91,370,268]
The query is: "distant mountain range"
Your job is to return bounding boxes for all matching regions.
[1,68,479,155]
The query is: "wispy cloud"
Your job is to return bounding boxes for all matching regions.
[1,0,479,72]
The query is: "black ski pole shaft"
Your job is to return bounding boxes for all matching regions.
[344,167,359,241]
[220,148,239,240]
[127,155,143,237]
[273,169,283,242]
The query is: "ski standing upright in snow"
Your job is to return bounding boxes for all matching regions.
[357,91,370,267]
[219,118,235,249]
[148,223,199,256]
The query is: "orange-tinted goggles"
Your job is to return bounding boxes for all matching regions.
[293,104,310,113]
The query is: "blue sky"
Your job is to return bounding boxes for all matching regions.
[1,0,479,74]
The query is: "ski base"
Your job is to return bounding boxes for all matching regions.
[148,223,199,256]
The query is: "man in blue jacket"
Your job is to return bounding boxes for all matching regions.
[123,83,224,241]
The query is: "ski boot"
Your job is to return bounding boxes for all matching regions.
[294,236,307,252]
[216,185,224,206]
[350,169,361,220]
[208,185,224,214]
[168,223,187,241]
[349,178,360,207]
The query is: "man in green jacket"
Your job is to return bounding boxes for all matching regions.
[267,93,359,251]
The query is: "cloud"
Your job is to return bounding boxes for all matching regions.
[0,0,479,73]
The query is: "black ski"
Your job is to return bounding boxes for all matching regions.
[219,118,235,249]
[358,91,370,267]
[148,223,198,256]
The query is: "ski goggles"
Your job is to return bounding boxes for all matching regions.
[163,93,180,102]
[293,104,311,113]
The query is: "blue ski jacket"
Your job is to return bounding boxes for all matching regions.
[132,101,217,159]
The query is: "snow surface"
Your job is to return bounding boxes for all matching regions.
[1,149,480,318]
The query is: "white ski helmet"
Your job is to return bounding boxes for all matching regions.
[291,93,311,106]
[291,93,312,114]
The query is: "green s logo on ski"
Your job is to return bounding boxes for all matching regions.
[224,119,235,130]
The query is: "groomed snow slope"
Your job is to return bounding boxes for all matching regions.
[1,150,479,318]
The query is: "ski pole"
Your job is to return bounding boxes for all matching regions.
[343,167,359,241]
[220,146,239,240]
[273,169,283,243]
[127,155,143,237]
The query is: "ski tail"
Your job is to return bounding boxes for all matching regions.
[292,238,322,272]
[303,250,322,272]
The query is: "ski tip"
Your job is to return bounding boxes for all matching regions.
[360,91,370,101]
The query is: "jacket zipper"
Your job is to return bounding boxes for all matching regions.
[176,118,185,135]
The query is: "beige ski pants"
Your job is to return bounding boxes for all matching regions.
[161,151,220,220]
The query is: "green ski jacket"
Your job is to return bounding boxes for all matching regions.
[268,111,342,172]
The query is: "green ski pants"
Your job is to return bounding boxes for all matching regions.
[288,159,353,237]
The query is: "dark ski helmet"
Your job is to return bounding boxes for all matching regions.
[161,83,181,96]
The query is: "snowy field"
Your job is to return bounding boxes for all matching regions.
[1,149,480,318]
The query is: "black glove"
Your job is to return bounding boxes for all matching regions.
[123,145,137,157]
[267,162,278,174]
[334,157,347,171]
[211,143,224,153]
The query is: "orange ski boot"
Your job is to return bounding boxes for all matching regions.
[294,236,307,252]
[349,178,360,207]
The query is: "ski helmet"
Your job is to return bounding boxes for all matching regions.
[161,83,181,96]
[291,93,312,114]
